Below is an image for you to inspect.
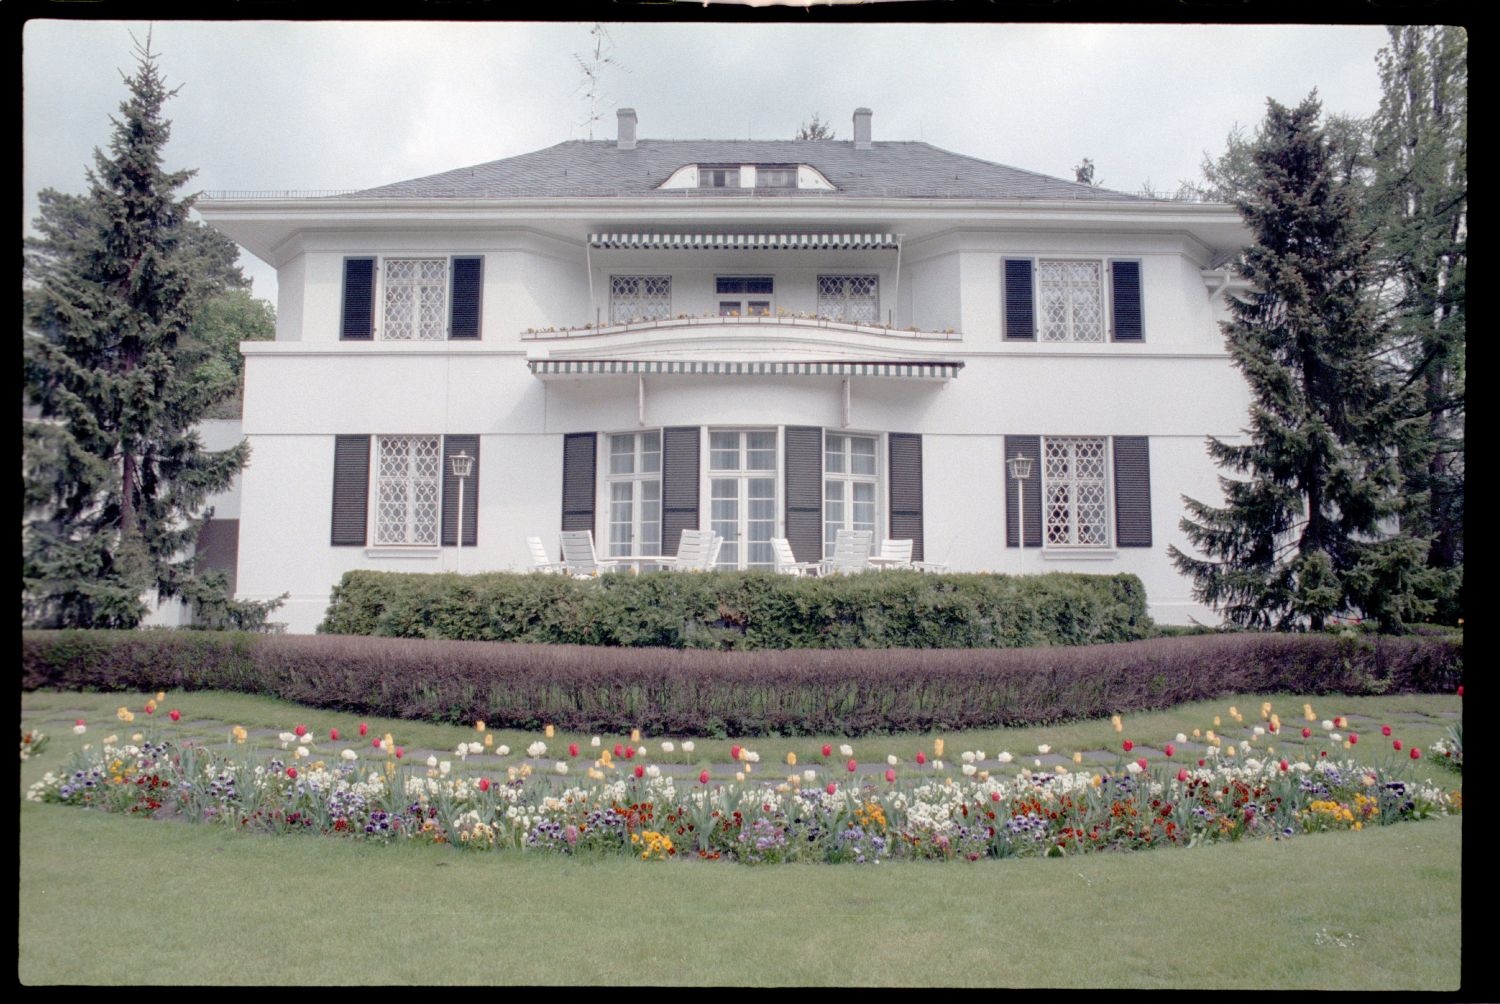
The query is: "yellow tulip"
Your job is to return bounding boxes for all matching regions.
[1260,702,1272,719]
[1091,775,1102,788]
[1304,704,1316,722]
[232,725,248,744]
[1111,714,1123,733]
[544,724,555,738]
[483,733,494,748]
[630,728,641,742]
[1206,730,1216,742]
[1225,745,1236,756]
[1213,716,1221,727]
[1229,706,1239,718]
[475,720,486,733]
[1073,751,1083,764]
[786,752,797,766]
[934,738,945,757]
[1192,728,1201,738]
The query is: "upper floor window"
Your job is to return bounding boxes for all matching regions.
[1003,258,1144,343]
[817,275,880,324]
[699,166,741,189]
[610,275,672,324]
[383,259,448,340]
[717,276,773,317]
[755,165,798,188]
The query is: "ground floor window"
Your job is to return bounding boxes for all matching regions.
[824,432,879,558]
[709,429,777,569]
[1043,436,1110,546]
[605,431,662,556]
[373,435,442,544]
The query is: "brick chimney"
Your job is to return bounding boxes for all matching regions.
[617,108,637,150]
[853,107,872,150]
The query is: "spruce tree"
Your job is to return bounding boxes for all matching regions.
[23,36,249,628]
[1169,94,1434,631]
[1370,26,1466,622]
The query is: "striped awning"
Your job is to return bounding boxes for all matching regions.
[529,359,961,379]
[588,232,898,251]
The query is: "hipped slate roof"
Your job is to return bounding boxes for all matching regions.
[346,140,1144,202]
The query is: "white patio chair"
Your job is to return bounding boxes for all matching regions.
[821,529,873,576]
[911,534,957,574]
[526,535,566,574]
[875,538,914,568]
[666,528,719,572]
[771,537,821,576]
[558,530,619,577]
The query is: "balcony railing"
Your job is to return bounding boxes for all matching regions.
[521,313,960,341]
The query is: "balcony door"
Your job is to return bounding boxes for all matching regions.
[708,429,777,569]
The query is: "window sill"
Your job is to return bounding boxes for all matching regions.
[364,547,442,560]
[1039,548,1118,562]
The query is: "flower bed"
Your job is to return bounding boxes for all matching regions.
[26,697,1459,864]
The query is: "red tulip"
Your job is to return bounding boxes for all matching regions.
[568,742,579,757]
[294,725,306,737]
[372,738,381,748]
[358,723,368,736]
[1136,757,1148,770]
[915,751,927,765]
[286,767,297,779]
[884,768,896,783]
[1122,739,1133,752]
[822,744,832,757]
[75,719,85,727]
[624,746,635,759]
[1457,685,1463,697]
[1176,769,1189,782]
[1348,733,1358,745]
[991,791,1001,802]
[1198,759,1206,767]
[846,759,858,773]
[1163,743,1175,758]
[1279,760,1289,772]
[1393,740,1402,751]
[1268,723,1278,733]
[730,745,742,761]
[394,747,404,759]
[614,743,625,758]
[698,770,710,784]
[826,783,837,795]
[329,728,339,741]
[478,777,491,792]
[1381,725,1392,737]
[1410,747,1421,760]
[1301,728,1312,739]
[168,710,181,722]
[1319,751,1327,758]
[145,705,154,714]
[634,765,645,779]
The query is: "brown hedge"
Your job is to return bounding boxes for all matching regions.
[21,630,1463,737]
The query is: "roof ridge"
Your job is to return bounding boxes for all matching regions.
[906,140,1141,199]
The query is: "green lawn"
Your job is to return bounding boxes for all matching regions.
[19,688,1464,986]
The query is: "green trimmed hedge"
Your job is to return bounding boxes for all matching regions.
[318,570,1153,649]
[22,630,1463,736]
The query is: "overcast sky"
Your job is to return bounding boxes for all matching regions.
[23,20,1395,303]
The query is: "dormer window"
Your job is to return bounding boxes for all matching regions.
[755,165,798,189]
[698,166,741,189]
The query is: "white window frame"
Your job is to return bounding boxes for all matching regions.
[1040,436,1113,548]
[603,431,662,557]
[698,166,741,189]
[377,257,449,341]
[370,434,444,546]
[1035,259,1107,343]
[706,427,779,570]
[823,432,882,559]
[609,275,672,324]
[754,164,798,189]
[817,275,881,324]
[715,275,775,317]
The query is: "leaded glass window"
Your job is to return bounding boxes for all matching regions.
[382,259,447,340]
[609,276,672,324]
[817,275,880,324]
[1038,260,1105,342]
[1043,437,1110,546]
[374,435,442,545]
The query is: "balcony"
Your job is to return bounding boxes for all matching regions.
[521,313,960,343]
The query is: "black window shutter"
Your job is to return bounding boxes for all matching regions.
[561,433,597,534]
[1110,260,1144,341]
[449,257,483,340]
[783,426,823,564]
[441,435,480,546]
[330,435,371,546]
[661,426,700,557]
[341,258,375,341]
[1003,259,1035,341]
[1112,436,1152,547]
[1003,436,1042,547]
[888,433,924,562]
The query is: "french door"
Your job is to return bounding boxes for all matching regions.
[708,430,777,569]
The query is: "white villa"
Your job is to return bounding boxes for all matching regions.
[196,107,1251,634]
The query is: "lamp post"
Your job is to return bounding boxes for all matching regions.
[449,450,474,565]
[1007,453,1032,573]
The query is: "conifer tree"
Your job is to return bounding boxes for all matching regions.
[1169,94,1435,631]
[23,35,249,628]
